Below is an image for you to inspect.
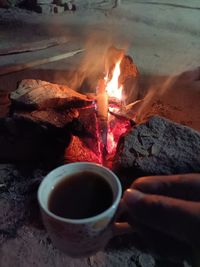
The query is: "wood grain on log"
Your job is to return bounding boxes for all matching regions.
[64,135,101,164]
[114,116,200,176]
[11,79,92,110]
[14,109,79,128]
[69,107,101,159]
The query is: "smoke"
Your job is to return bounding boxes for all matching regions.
[135,67,200,124]
[63,32,129,93]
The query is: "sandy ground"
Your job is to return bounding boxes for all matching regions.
[0,2,200,267]
[0,0,199,131]
[0,0,199,92]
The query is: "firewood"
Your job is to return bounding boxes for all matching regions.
[0,49,85,76]
[0,104,100,164]
[64,135,101,164]
[0,116,70,164]
[70,107,101,158]
[0,90,10,117]
[114,116,200,176]
[14,109,79,128]
[0,37,69,56]
[105,46,139,104]
[11,79,93,110]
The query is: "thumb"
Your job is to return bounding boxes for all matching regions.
[123,188,200,246]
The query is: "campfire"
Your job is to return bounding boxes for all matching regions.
[62,46,139,167]
[0,46,200,179]
[96,54,133,162]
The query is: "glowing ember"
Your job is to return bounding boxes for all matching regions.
[107,118,115,155]
[103,58,126,155]
[105,59,123,101]
[106,111,131,155]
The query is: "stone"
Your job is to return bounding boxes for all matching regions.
[36,4,64,13]
[37,0,52,4]
[114,116,200,176]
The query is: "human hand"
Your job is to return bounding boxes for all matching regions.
[122,173,200,248]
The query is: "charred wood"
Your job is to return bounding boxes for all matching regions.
[11,79,93,110]
[0,116,71,165]
[64,135,101,164]
[69,106,101,158]
[105,46,139,104]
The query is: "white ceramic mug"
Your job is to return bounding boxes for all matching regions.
[38,162,131,257]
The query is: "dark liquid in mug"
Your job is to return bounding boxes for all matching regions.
[48,171,113,219]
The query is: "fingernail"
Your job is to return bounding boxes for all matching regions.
[123,189,144,206]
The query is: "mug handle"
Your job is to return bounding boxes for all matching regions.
[112,200,135,237]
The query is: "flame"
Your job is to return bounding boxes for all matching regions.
[105,59,123,100]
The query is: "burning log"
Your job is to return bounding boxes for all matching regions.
[0,78,104,164]
[0,116,71,164]
[105,46,139,104]
[114,116,200,176]
[64,136,101,164]
[13,109,79,128]
[69,106,101,159]
[0,91,10,118]
[11,79,92,110]
[96,79,108,158]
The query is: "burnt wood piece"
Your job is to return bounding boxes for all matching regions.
[0,91,10,118]
[11,79,93,110]
[0,37,69,56]
[0,49,85,76]
[70,106,101,158]
[14,109,79,128]
[114,116,200,176]
[105,46,139,104]
[0,116,71,164]
[64,135,101,164]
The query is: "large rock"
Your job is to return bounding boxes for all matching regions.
[114,116,200,176]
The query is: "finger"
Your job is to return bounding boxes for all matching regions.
[123,189,200,246]
[132,174,200,201]
[192,80,200,92]
[176,67,200,82]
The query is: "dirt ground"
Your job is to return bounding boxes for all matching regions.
[0,1,200,266]
[0,0,200,92]
[0,0,200,132]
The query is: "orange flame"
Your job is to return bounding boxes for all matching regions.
[105,59,123,100]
